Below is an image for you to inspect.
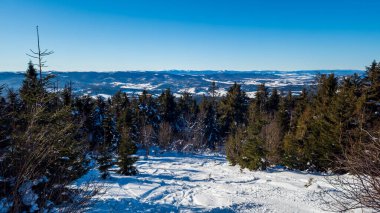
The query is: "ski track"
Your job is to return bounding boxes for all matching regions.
[84,152,342,213]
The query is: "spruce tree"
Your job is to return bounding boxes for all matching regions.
[226,128,245,166]
[268,88,280,113]
[219,82,249,136]
[117,125,138,175]
[255,83,269,113]
[363,60,380,128]
[19,61,44,109]
[5,74,88,211]
[62,82,72,106]
[115,94,138,175]
[97,112,116,179]
[306,74,339,170]
[200,96,220,150]
[239,101,268,170]
[158,88,177,126]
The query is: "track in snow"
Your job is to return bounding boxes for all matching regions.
[83,152,336,213]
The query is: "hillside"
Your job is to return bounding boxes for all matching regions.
[0,70,361,98]
[79,151,338,213]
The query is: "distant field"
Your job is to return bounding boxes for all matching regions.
[0,70,362,98]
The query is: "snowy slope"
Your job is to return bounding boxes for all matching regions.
[81,152,341,213]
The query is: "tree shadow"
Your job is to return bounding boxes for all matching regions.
[264,165,334,177]
[88,197,263,213]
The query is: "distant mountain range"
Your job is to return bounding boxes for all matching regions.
[0,70,363,98]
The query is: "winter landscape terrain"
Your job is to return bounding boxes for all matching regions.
[2,1,380,212]
[0,69,374,213]
[0,70,361,98]
[79,151,342,213]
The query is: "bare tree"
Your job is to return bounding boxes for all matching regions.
[261,115,282,165]
[180,115,205,152]
[158,122,173,150]
[26,26,54,81]
[324,129,380,212]
[141,124,155,157]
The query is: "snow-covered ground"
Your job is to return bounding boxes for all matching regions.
[82,152,340,213]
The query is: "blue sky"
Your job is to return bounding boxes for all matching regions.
[0,0,379,71]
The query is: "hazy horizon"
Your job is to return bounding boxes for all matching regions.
[0,68,365,73]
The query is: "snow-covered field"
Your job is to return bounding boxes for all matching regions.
[83,152,338,213]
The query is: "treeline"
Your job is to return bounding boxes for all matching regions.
[226,61,380,172]
[0,62,139,212]
[0,60,379,211]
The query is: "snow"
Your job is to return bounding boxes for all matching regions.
[76,151,351,213]
[202,75,315,89]
[91,94,112,99]
[111,82,162,90]
[178,88,196,94]
[245,91,256,98]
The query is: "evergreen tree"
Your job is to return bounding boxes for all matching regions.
[199,96,220,150]
[238,102,268,170]
[208,81,219,100]
[364,60,380,102]
[219,82,249,136]
[111,90,130,118]
[284,74,341,171]
[138,90,159,153]
[19,61,44,108]
[363,60,380,128]
[255,83,269,113]
[226,128,245,166]
[115,93,138,175]
[117,123,138,175]
[158,88,177,127]
[98,111,116,179]
[92,96,106,150]
[62,82,72,106]
[3,91,88,211]
[268,88,280,113]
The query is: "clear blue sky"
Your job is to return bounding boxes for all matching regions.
[0,0,379,71]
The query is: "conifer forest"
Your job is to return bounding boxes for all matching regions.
[0,60,379,212]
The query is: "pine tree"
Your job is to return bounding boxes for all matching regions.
[77,95,96,147]
[5,92,88,211]
[62,82,72,106]
[118,127,138,175]
[268,88,280,113]
[255,83,269,113]
[208,81,219,100]
[98,112,115,179]
[115,93,138,175]
[138,90,159,154]
[363,60,380,128]
[92,96,107,150]
[238,102,268,170]
[290,74,340,171]
[226,128,245,166]
[111,90,130,118]
[240,134,266,170]
[199,96,220,150]
[158,88,177,127]
[364,60,380,101]
[19,61,44,109]
[0,86,11,170]
[219,82,249,136]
